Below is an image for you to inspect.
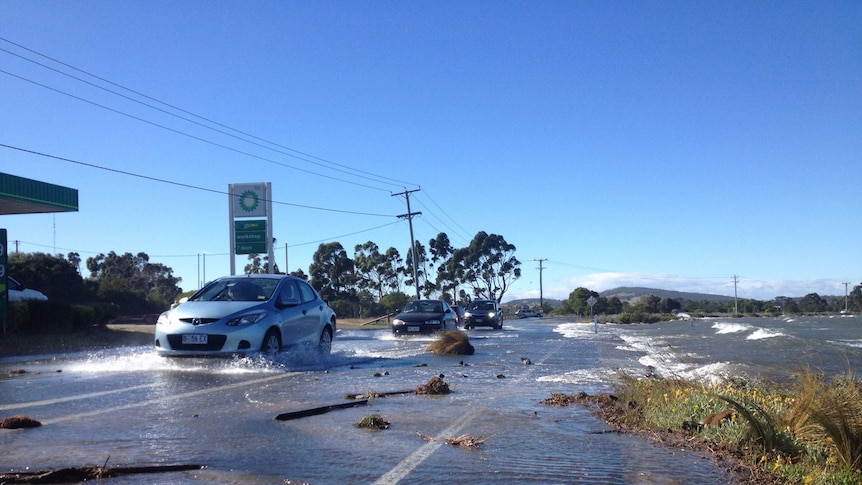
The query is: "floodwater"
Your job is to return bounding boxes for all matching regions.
[0,317,762,484]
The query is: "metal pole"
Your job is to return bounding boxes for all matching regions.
[392,189,422,300]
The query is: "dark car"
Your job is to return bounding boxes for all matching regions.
[391,299,457,335]
[463,299,502,329]
[451,305,464,325]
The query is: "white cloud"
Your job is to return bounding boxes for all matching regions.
[504,272,853,302]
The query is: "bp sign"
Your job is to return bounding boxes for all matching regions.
[234,220,267,254]
[228,182,273,275]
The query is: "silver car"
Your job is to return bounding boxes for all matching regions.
[155,275,336,357]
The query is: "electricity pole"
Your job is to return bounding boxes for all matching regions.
[534,258,547,311]
[732,275,739,315]
[843,282,851,313]
[392,189,422,300]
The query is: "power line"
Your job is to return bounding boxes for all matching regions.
[0,38,419,191]
[1,68,398,192]
[1,143,394,217]
[14,219,404,258]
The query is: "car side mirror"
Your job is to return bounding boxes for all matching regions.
[278,294,301,308]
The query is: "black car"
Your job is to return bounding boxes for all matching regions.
[391,299,458,335]
[463,299,502,329]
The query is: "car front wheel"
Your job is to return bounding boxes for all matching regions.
[261,329,282,355]
[318,327,333,354]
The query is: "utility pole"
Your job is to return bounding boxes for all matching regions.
[732,275,739,315]
[392,189,422,299]
[534,258,547,311]
[843,282,851,313]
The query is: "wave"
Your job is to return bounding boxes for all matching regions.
[712,322,753,334]
[537,367,619,385]
[747,329,785,340]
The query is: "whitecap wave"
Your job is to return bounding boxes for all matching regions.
[712,322,752,334]
[537,367,619,385]
[747,329,785,340]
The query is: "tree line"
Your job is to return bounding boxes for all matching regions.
[248,231,522,318]
[9,234,858,331]
[6,230,522,324]
[557,285,862,322]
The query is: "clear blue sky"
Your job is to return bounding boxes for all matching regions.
[2,1,860,302]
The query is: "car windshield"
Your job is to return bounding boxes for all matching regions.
[403,301,443,313]
[469,301,495,311]
[192,278,279,302]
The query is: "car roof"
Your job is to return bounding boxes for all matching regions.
[215,274,295,281]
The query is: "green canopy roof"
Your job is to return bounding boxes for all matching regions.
[0,173,78,215]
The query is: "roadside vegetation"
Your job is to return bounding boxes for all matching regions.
[535,285,862,324]
[553,369,862,485]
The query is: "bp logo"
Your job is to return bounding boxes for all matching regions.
[239,190,260,213]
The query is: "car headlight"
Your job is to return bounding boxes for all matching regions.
[488,312,495,318]
[226,312,267,327]
[393,319,405,326]
[464,312,472,318]
[156,312,171,325]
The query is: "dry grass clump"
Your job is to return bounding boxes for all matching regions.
[416,376,450,395]
[355,414,390,430]
[0,415,42,429]
[427,330,474,355]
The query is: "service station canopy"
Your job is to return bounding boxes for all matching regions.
[0,172,78,215]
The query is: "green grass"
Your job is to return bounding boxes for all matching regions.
[599,370,862,485]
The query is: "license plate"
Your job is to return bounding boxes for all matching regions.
[407,326,420,332]
[182,334,208,345]
[475,318,485,322]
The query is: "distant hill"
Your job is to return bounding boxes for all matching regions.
[600,287,732,303]
[502,298,563,309]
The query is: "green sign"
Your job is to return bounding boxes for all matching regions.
[0,229,7,324]
[234,220,266,254]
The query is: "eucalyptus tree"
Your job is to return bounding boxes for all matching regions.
[309,242,356,303]
[403,241,430,298]
[429,232,460,301]
[458,231,521,302]
[354,241,400,301]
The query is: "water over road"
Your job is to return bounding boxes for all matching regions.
[1,318,731,484]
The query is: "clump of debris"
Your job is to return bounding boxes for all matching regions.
[355,414,390,430]
[427,330,474,355]
[416,376,450,395]
[417,431,486,449]
[0,415,42,429]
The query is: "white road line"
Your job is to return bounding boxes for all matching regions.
[371,410,478,485]
[0,383,159,411]
[41,373,296,425]
[372,335,572,484]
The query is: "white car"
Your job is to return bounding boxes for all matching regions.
[155,275,336,357]
[8,277,48,301]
